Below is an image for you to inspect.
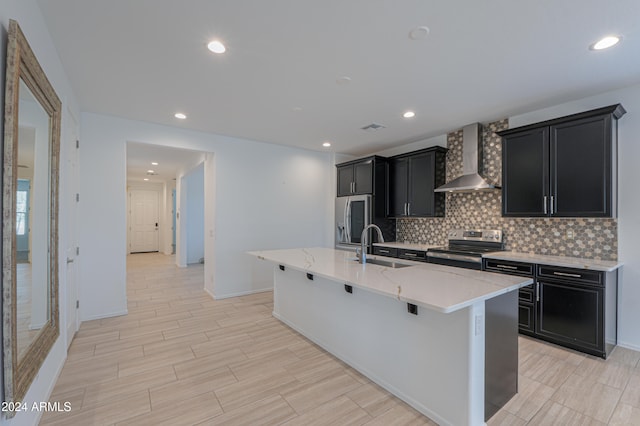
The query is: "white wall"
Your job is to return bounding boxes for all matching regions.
[185,162,204,264]
[79,112,333,319]
[162,181,176,255]
[0,0,80,424]
[508,83,640,351]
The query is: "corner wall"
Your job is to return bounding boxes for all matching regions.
[79,112,333,319]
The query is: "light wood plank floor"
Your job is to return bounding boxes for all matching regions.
[41,253,640,425]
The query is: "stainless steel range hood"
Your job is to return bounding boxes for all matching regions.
[434,123,500,193]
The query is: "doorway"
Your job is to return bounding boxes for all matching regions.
[16,179,30,262]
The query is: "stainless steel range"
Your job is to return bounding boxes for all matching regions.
[427,229,504,270]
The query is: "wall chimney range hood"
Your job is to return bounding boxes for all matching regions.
[434,123,500,193]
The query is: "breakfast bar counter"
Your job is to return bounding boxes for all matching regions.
[249,247,532,426]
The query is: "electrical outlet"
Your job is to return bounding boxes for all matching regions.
[566,230,574,239]
[474,314,483,336]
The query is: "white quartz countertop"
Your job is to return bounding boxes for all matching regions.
[249,247,532,313]
[373,242,440,251]
[483,251,622,272]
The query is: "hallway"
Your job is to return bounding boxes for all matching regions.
[41,253,432,425]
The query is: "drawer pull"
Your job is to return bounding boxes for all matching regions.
[379,249,390,254]
[553,271,581,278]
[403,253,418,257]
[496,264,518,270]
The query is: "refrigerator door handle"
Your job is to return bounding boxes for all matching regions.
[345,198,351,243]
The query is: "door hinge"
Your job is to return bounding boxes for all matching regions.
[76,193,80,202]
[76,139,80,149]
[76,247,80,256]
[76,300,79,309]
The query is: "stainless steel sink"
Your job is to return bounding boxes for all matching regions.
[353,257,414,269]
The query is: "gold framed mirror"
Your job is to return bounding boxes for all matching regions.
[3,19,61,416]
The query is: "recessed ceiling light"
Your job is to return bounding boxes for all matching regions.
[409,26,430,40]
[144,178,149,181]
[151,162,159,166]
[174,113,187,119]
[207,40,226,54]
[590,35,621,50]
[322,142,332,147]
[336,76,352,85]
[147,169,155,173]
[403,111,416,119]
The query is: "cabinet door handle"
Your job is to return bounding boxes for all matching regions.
[497,264,518,270]
[407,203,411,216]
[550,195,555,215]
[353,182,356,193]
[553,271,581,278]
[543,196,548,214]
[536,282,540,302]
[404,203,407,216]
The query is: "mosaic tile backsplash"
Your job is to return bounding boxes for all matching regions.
[396,119,618,261]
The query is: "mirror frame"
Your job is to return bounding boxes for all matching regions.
[2,19,61,414]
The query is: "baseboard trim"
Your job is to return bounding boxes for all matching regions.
[81,309,128,322]
[208,287,273,300]
[616,340,640,352]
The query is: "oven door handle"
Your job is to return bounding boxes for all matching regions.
[426,252,482,264]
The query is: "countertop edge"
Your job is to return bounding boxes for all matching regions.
[249,249,532,314]
[482,251,622,272]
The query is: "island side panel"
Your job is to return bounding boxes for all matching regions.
[272,266,485,426]
[485,290,518,421]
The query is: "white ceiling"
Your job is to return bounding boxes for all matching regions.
[38,0,640,156]
[126,142,205,184]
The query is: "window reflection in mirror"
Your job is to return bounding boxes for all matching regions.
[16,78,51,361]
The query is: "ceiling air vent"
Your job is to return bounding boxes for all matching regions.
[361,123,386,132]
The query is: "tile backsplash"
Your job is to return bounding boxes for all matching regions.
[396,119,618,261]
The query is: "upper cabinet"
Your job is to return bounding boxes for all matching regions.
[499,104,625,217]
[336,156,383,196]
[388,147,447,218]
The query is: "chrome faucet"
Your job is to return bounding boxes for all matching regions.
[358,224,384,264]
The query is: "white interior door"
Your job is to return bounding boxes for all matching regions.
[130,189,160,253]
[66,121,79,348]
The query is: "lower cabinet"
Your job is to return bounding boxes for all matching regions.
[372,246,398,257]
[484,259,618,359]
[484,259,535,336]
[535,265,617,358]
[372,245,427,262]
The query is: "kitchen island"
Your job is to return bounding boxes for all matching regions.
[249,247,532,426]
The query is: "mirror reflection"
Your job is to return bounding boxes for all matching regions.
[16,78,51,361]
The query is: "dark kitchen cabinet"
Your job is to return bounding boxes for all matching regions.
[336,156,396,244]
[388,147,447,217]
[484,259,536,336]
[336,157,376,196]
[499,104,625,218]
[535,265,617,358]
[372,245,428,263]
